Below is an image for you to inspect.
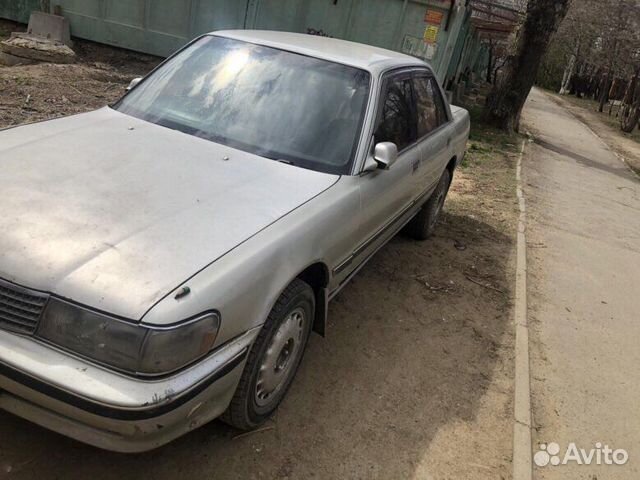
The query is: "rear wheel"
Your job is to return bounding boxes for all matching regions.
[222,278,314,430]
[405,169,451,241]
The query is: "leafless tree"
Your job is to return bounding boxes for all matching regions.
[484,0,571,133]
[540,0,640,130]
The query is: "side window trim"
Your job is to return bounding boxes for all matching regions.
[356,66,441,175]
[412,72,453,143]
[429,75,452,124]
[373,69,418,155]
[410,68,450,109]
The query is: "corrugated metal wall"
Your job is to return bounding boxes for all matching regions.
[0,0,481,85]
[0,0,39,23]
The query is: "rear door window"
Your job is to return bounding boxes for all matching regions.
[413,75,449,138]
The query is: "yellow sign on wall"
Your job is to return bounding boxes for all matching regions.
[423,25,439,44]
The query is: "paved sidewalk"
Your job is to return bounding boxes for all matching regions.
[522,88,640,479]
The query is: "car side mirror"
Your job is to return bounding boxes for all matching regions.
[373,142,398,170]
[126,77,142,91]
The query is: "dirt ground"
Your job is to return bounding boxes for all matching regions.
[0,20,160,127]
[546,92,640,175]
[0,20,520,479]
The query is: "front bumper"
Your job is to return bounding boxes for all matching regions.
[0,327,260,452]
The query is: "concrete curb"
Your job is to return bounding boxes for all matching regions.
[513,138,533,480]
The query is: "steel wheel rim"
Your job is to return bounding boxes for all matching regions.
[430,188,446,229]
[255,307,306,407]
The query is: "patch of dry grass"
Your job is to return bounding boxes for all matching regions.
[448,107,522,237]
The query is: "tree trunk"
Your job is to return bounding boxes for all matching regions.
[484,0,571,133]
[621,103,640,133]
[598,72,612,113]
[560,43,579,95]
[486,41,494,84]
[621,68,640,133]
[559,54,576,95]
[590,68,603,100]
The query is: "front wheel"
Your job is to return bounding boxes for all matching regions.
[405,169,451,241]
[222,278,314,430]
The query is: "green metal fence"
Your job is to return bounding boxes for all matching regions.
[0,0,39,23]
[0,0,486,87]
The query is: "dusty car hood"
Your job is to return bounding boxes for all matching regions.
[0,108,338,319]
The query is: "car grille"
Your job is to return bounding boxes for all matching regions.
[0,279,49,335]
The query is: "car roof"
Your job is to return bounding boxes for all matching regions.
[212,30,428,74]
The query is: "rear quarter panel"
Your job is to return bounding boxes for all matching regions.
[450,105,471,166]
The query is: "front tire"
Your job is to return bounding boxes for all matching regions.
[405,169,451,241]
[222,278,314,430]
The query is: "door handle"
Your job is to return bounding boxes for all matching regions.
[447,137,452,147]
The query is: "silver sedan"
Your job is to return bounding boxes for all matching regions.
[0,30,469,452]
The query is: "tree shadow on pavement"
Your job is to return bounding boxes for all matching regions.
[0,212,515,480]
[534,137,634,181]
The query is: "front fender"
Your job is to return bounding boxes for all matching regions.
[141,176,360,347]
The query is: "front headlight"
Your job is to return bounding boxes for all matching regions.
[36,299,220,376]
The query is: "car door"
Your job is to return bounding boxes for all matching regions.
[348,70,422,272]
[412,72,452,198]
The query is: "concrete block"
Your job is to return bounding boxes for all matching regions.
[1,34,75,64]
[0,51,37,66]
[27,11,71,46]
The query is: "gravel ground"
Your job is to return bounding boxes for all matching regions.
[0,20,519,479]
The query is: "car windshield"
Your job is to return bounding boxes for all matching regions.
[114,35,371,174]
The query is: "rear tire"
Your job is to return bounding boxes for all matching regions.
[405,169,451,241]
[222,278,314,430]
